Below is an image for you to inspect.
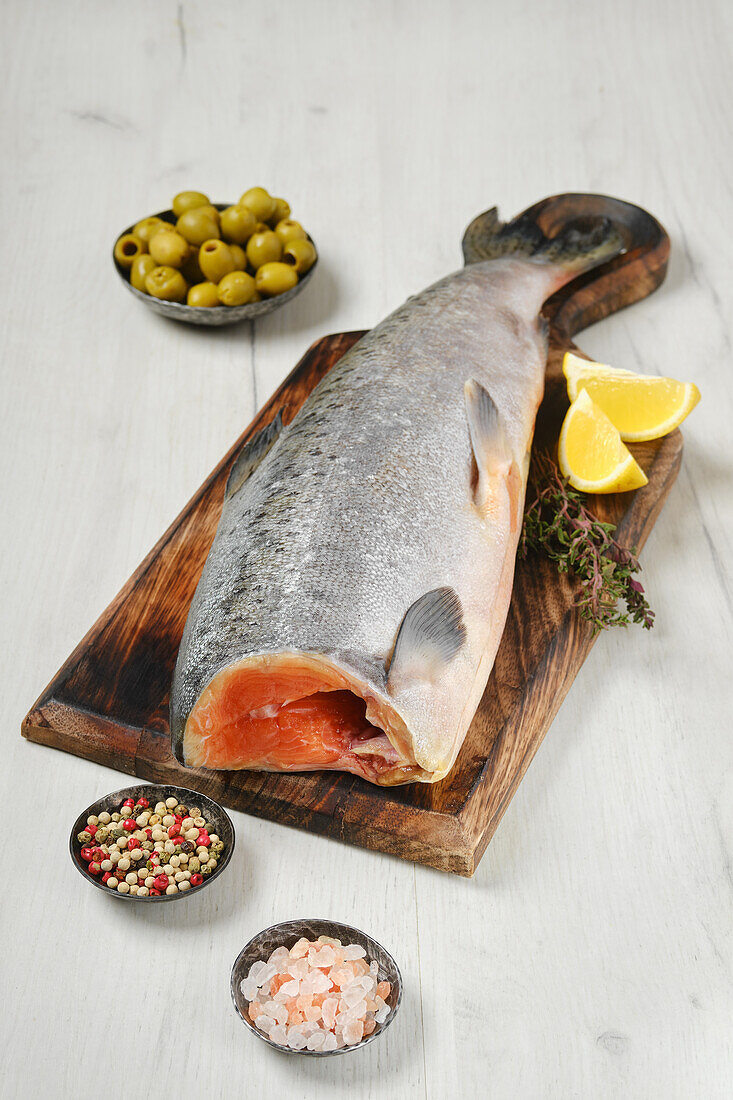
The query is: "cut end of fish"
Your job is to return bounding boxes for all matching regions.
[179,652,435,785]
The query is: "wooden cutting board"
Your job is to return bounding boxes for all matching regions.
[22,195,680,875]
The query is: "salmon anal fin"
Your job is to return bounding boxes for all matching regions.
[387,587,466,692]
[464,378,515,518]
[225,411,283,499]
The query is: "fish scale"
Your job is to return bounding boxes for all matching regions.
[171,207,622,783]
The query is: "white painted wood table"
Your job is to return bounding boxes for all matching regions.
[2,1,731,1096]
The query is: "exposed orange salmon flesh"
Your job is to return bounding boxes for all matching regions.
[183,655,424,784]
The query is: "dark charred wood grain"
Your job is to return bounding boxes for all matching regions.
[21,198,679,875]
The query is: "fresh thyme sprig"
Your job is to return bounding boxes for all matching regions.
[519,452,654,634]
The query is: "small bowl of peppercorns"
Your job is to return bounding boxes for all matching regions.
[70,783,235,901]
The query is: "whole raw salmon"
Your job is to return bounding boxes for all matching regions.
[171,198,623,784]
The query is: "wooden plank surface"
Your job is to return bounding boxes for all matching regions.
[5,3,732,1098]
[22,195,681,875]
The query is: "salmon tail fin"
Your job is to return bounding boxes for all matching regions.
[462,201,624,288]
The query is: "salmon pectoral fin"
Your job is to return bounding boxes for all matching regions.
[464,378,517,520]
[387,587,466,693]
[225,411,283,499]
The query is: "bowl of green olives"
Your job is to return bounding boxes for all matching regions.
[113,188,318,326]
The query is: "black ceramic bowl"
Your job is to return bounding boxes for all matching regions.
[113,204,317,326]
[70,783,234,901]
[231,918,402,1056]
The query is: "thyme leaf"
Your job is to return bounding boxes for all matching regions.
[519,452,655,634]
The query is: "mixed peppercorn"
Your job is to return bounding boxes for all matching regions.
[76,795,225,896]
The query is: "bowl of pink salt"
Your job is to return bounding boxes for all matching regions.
[230,918,402,1055]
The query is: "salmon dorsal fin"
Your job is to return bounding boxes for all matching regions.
[225,412,283,499]
[387,587,466,691]
[464,379,515,518]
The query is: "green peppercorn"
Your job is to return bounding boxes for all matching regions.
[212,842,224,858]
[173,805,188,817]
[111,812,122,823]
[200,863,213,877]
[95,827,109,844]
[132,803,145,816]
[188,857,201,873]
[142,840,154,852]
[146,859,156,872]
[109,825,123,841]
[77,830,92,845]
[205,821,216,833]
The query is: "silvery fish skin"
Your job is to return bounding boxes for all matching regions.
[171,207,621,784]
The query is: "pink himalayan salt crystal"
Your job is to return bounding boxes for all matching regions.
[342,944,367,961]
[363,1018,376,1036]
[307,1030,326,1051]
[330,967,355,989]
[377,981,391,1000]
[322,1032,338,1052]
[305,1003,322,1022]
[289,937,311,959]
[308,945,337,968]
[343,1018,364,1046]
[321,997,338,1030]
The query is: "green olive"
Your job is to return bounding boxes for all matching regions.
[220,204,257,244]
[218,270,257,306]
[172,191,210,217]
[130,254,157,292]
[269,197,291,226]
[275,219,307,247]
[246,230,282,269]
[114,233,146,269]
[283,238,317,274]
[198,204,221,225]
[133,216,166,244]
[228,243,247,271]
[145,265,188,302]
[255,261,299,297]
[149,229,190,267]
[176,209,220,246]
[187,282,220,308]
[239,187,276,223]
[198,239,235,282]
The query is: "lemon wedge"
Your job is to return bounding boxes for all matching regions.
[558,389,648,493]
[563,351,700,442]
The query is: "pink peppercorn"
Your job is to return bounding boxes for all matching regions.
[190,873,203,886]
[197,833,211,847]
[149,888,161,896]
[88,862,101,876]
[168,825,181,838]
[122,798,134,808]
[91,847,105,862]
[80,846,94,862]
[86,824,98,837]
[153,874,169,892]
[137,798,149,808]
[174,815,183,826]
[122,819,136,832]
[144,828,152,838]
[102,871,112,884]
